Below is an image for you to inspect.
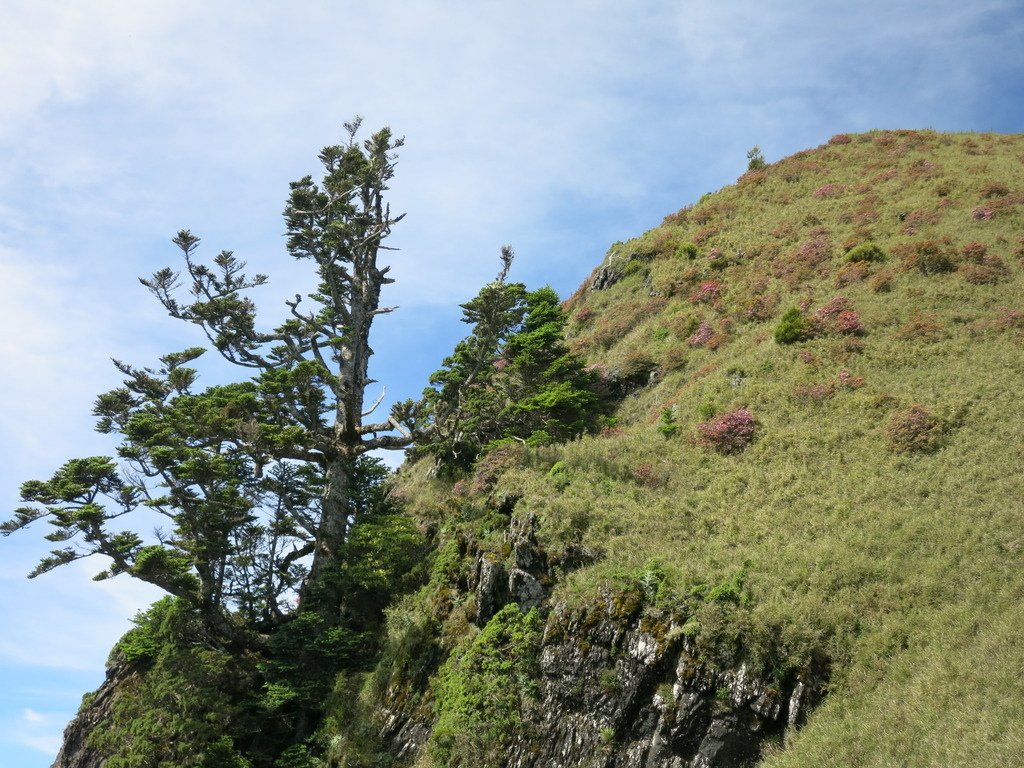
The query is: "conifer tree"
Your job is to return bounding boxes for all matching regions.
[4,120,416,630]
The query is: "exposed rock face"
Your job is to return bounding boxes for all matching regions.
[52,654,141,768]
[377,513,824,767]
[475,512,550,625]
[506,595,822,768]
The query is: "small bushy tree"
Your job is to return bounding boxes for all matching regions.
[420,253,601,471]
[746,146,767,171]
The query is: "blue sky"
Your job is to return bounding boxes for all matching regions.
[0,1,1021,763]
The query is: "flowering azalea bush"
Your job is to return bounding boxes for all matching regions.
[813,183,843,198]
[835,309,864,335]
[632,463,661,487]
[572,306,595,324]
[742,292,779,322]
[961,241,988,262]
[899,239,956,275]
[697,408,756,454]
[837,369,865,389]
[960,256,1009,285]
[997,307,1024,330]
[972,206,995,221]
[980,181,1009,198]
[687,321,715,348]
[813,297,864,336]
[690,280,723,304]
[815,296,852,320]
[793,383,835,403]
[835,261,872,287]
[773,230,833,287]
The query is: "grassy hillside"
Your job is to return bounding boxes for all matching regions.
[389,130,1024,766]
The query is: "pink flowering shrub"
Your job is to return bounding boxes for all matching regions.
[773,230,833,287]
[687,321,715,347]
[980,181,1009,198]
[813,183,843,198]
[835,310,864,335]
[972,206,995,221]
[828,133,852,145]
[693,225,721,245]
[835,261,872,287]
[961,241,988,262]
[690,280,723,304]
[793,383,835,403]
[798,350,817,364]
[960,256,1009,285]
[632,463,661,487]
[997,307,1024,330]
[573,306,595,324]
[470,444,529,494]
[895,312,946,341]
[815,296,852,320]
[741,292,779,322]
[697,408,756,454]
[837,369,865,389]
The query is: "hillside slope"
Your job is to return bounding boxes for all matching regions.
[54,129,1024,768]
[335,129,1024,767]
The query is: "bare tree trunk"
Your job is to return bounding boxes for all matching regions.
[301,456,352,622]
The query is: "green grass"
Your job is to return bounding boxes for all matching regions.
[390,130,1024,766]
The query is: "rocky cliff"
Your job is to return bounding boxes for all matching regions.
[369,511,825,768]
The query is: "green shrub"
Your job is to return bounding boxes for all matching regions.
[845,242,887,263]
[676,243,699,260]
[89,599,262,767]
[429,605,542,767]
[774,307,810,344]
[747,146,767,171]
[903,240,956,275]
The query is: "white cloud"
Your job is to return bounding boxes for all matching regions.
[0,246,126,463]
[6,707,63,756]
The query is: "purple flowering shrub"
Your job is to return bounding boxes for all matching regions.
[773,229,833,287]
[793,383,835,403]
[815,296,864,335]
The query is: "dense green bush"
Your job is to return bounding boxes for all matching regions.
[89,598,263,767]
[774,308,811,344]
[845,242,887,263]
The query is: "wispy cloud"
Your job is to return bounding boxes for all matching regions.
[5,708,62,756]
